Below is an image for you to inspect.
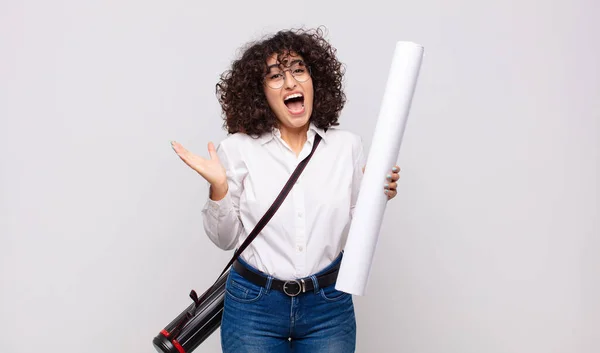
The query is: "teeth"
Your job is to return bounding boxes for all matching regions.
[284,93,303,101]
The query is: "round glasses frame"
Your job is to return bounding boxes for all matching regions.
[264,64,312,89]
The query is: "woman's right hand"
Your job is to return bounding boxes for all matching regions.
[171,141,228,199]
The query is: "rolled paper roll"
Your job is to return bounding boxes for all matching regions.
[335,41,424,296]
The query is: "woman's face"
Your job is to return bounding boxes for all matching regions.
[263,52,314,132]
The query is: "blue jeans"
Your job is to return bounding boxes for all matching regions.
[220,254,356,353]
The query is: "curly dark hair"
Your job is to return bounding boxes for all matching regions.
[215,27,346,136]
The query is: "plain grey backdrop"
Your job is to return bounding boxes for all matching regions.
[1,0,598,352]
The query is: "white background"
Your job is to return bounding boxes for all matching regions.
[1,0,598,352]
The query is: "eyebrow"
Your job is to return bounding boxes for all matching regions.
[266,59,304,72]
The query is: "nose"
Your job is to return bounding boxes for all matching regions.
[282,70,296,89]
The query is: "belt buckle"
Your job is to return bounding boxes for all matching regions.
[283,279,303,297]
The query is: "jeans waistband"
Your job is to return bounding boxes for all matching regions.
[233,252,343,296]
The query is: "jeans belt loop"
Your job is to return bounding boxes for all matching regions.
[309,275,319,293]
[265,276,273,293]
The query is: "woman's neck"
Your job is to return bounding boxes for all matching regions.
[279,123,309,156]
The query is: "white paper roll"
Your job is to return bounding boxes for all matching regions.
[335,41,424,296]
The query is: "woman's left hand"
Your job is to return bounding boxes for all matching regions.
[384,165,401,200]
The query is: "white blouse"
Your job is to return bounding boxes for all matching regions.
[201,122,365,280]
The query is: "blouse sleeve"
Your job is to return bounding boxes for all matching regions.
[350,135,366,220]
[201,141,246,250]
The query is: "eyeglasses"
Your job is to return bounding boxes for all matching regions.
[264,60,311,89]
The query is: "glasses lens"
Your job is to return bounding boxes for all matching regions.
[290,62,310,82]
[264,61,310,89]
[265,71,284,89]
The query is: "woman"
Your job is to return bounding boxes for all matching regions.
[171,27,401,353]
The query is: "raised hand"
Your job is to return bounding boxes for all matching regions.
[170,141,228,189]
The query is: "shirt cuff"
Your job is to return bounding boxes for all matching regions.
[204,190,234,219]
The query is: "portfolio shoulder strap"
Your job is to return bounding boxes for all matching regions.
[218,133,323,277]
[173,133,325,337]
[187,133,323,307]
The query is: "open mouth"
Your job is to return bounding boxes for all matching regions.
[283,93,305,114]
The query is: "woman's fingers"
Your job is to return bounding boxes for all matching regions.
[384,165,400,200]
[171,141,189,157]
[171,140,228,187]
[171,141,206,172]
[384,189,397,199]
[171,141,190,162]
[207,142,219,161]
[386,166,400,181]
[386,171,400,182]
